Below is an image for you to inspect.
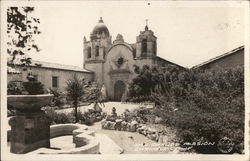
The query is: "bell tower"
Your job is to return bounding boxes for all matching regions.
[135,22,157,58]
[83,17,112,84]
[83,17,112,64]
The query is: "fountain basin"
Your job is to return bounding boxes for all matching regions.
[30,124,100,154]
[7,94,53,111]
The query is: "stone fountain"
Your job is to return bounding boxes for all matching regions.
[8,94,53,154]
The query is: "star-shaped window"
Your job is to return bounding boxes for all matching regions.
[117,57,124,66]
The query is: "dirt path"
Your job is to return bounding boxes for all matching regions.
[56,102,153,116]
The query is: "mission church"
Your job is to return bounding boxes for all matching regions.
[8,17,244,101]
[83,17,182,101]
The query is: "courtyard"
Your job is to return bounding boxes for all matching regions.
[53,102,183,154]
[50,102,181,154]
[4,3,246,158]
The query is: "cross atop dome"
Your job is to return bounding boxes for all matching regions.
[145,19,149,30]
[99,17,104,23]
[90,17,110,40]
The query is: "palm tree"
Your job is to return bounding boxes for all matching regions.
[66,74,86,123]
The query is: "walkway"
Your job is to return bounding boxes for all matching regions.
[56,102,154,115]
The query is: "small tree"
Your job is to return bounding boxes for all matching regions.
[7,7,42,96]
[128,64,184,101]
[66,74,87,123]
[85,82,104,103]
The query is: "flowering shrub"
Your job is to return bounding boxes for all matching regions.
[128,65,244,153]
[48,88,67,107]
[45,107,106,125]
[120,107,156,124]
[80,109,104,125]
[44,107,74,124]
[158,67,244,153]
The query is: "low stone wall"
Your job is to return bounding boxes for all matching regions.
[102,120,168,143]
[50,123,88,138]
[30,124,100,154]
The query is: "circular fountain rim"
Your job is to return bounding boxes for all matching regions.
[30,123,100,154]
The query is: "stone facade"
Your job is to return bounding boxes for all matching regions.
[83,17,183,101]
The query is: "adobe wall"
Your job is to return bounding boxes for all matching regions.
[7,67,94,92]
[201,49,244,70]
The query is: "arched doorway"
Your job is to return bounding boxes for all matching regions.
[114,80,126,101]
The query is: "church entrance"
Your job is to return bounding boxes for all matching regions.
[114,80,126,101]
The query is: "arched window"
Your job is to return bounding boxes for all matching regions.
[142,39,147,55]
[132,48,136,58]
[95,46,99,57]
[87,47,91,58]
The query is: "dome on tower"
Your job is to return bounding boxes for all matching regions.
[91,17,110,37]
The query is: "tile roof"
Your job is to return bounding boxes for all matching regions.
[30,60,93,73]
[156,56,186,69]
[192,46,244,69]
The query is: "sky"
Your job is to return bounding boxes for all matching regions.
[4,1,246,68]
